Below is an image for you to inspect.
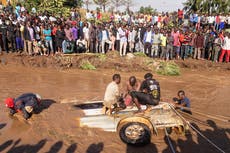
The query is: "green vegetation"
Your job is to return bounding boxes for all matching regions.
[20,0,83,16]
[80,60,96,70]
[139,5,157,14]
[96,53,107,61]
[156,62,180,76]
[183,0,229,14]
[133,52,147,57]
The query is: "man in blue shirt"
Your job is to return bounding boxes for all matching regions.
[43,25,54,55]
[173,90,192,114]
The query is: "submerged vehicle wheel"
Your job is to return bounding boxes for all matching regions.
[119,122,151,145]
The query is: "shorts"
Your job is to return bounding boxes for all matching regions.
[130,91,159,106]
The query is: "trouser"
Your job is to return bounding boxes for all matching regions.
[45,40,54,54]
[16,37,23,50]
[173,46,180,59]
[2,36,8,53]
[129,41,135,52]
[89,38,96,53]
[213,46,221,62]
[120,41,127,56]
[181,45,189,59]
[188,46,193,57]
[144,42,152,57]
[115,40,120,51]
[135,41,144,53]
[194,47,202,59]
[219,49,230,63]
[101,40,112,54]
[152,44,159,57]
[96,41,101,53]
[160,46,167,59]
[130,91,159,106]
[8,36,16,51]
[167,45,173,60]
[24,40,33,55]
[214,23,219,31]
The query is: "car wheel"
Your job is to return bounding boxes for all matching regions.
[119,122,151,145]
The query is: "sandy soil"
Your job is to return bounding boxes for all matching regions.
[0,54,229,153]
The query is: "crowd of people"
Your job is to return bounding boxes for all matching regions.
[0,2,229,62]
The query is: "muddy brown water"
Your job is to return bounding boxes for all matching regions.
[0,63,230,153]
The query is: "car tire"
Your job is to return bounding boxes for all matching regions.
[119,122,151,145]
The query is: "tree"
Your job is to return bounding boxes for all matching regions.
[183,0,229,14]
[64,0,84,8]
[123,0,133,13]
[84,0,93,10]
[139,5,156,14]
[93,0,110,12]
[110,0,125,12]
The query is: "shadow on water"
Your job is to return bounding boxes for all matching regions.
[126,143,158,153]
[66,143,77,153]
[45,141,63,153]
[0,139,78,153]
[176,120,230,153]
[86,142,104,153]
[0,123,6,130]
[34,99,56,114]
[6,138,47,153]
[162,135,178,153]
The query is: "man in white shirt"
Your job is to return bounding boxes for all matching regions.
[103,74,121,115]
[119,25,128,56]
[143,26,154,57]
[128,26,137,53]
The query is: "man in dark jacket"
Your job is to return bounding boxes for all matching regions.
[5,93,42,120]
[130,73,160,112]
[7,21,16,52]
[0,21,9,53]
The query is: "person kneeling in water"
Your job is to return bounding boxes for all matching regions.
[130,73,160,112]
[5,93,42,120]
[103,74,126,115]
[172,90,192,114]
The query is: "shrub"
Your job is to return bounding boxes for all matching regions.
[96,53,107,61]
[80,60,96,70]
[156,62,180,76]
[133,52,147,57]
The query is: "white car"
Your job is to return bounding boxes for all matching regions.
[76,101,187,145]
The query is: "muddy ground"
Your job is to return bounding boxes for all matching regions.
[0,53,229,153]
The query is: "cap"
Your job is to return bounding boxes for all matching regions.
[35,94,42,100]
[5,98,14,108]
[144,73,153,79]
[25,106,33,113]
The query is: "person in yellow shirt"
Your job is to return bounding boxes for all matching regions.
[160,32,167,60]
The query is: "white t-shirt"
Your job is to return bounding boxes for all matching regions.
[104,81,119,106]
[145,31,152,43]
[102,30,108,41]
[83,27,89,39]
[118,28,127,43]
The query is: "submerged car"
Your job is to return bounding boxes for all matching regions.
[76,101,187,145]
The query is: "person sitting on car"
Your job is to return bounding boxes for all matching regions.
[103,74,125,115]
[130,73,160,113]
[172,90,192,114]
[124,76,141,107]
[5,93,42,120]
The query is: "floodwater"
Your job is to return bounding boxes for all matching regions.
[0,63,230,153]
